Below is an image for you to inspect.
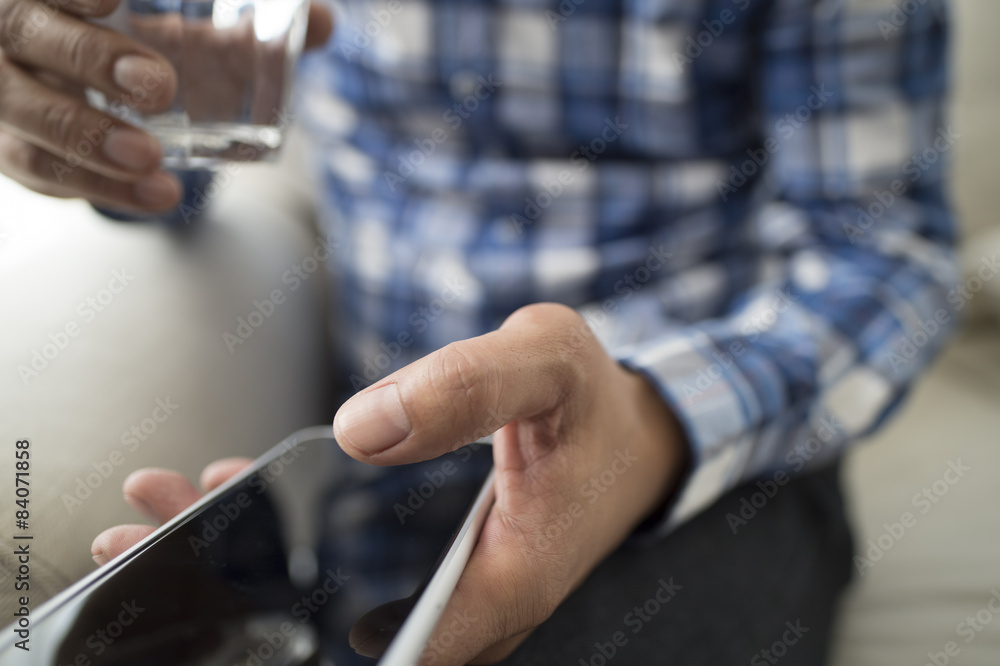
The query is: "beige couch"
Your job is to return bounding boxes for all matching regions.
[829,1,1000,663]
[0,130,335,602]
[1,0,998,661]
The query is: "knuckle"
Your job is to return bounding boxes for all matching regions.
[40,100,84,154]
[59,24,112,81]
[0,134,64,187]
[5,136,47,178]
[0,56,11,115]
[26,144,61,182]
[513,304,594,403]
[433,342,496,407]
[0,1,27,51]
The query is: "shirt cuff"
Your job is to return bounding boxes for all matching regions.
[615,328,757,537]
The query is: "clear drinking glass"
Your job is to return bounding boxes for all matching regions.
[89,0,309,169]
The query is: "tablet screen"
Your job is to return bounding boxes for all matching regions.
[0,432,494,666]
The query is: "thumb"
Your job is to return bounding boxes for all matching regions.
[333,304,588,465]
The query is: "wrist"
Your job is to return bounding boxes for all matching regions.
[622,367,691,522]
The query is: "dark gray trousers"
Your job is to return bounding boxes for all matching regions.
[505,462,854,665]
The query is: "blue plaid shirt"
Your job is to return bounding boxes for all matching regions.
[296,0,958,533]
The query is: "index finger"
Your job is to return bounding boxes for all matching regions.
[332,304,587,465]
[91,524,156,565]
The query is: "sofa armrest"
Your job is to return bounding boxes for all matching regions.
[0,135,334,608]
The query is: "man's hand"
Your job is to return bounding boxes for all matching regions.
[91,303,687,665]
[333,303,687,664]
[0,0,332,212]
[91,457,255,563]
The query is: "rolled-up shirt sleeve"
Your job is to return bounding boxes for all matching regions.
[597,0,960,535]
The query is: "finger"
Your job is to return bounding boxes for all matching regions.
[41,0,123,19]
[333,303,588,464]
[199,458,254,492]
[122,468,203,524]
[304,2,334,50]
[34,68,86,97]
[0,5,176,113]
[0,132,181,211]
[91,524,156,565]
[0,57,163,178]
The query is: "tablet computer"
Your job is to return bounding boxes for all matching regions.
[0,426,495,666]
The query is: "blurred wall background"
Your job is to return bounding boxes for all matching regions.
[830,0,1000,663]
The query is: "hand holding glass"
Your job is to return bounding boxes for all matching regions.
[89,0,309,169]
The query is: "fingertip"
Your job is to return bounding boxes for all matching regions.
[199,458,254,491]
[133,171,182,211]
[102,126,162,173]
[90,528,112,564]
[91,524,156,566]
[119,467,201,523]
[112,54,178,113]
[121,467,154,493]
[123,492,158,522]
[122,467,172,493]
[333,383,412,461]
